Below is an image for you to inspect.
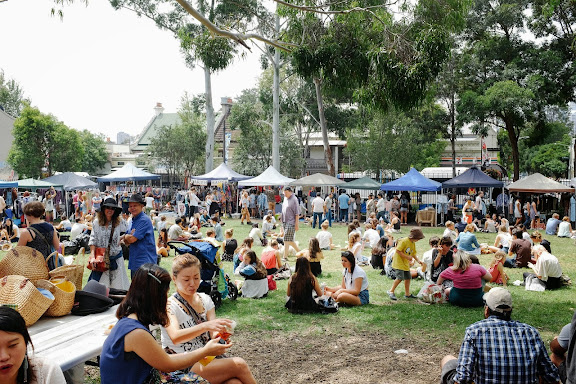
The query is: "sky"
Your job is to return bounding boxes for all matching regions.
[0,0,263,139]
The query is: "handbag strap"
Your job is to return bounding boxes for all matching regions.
[173,292,210,345]
[29,226,51,250]
[105,222,116,263]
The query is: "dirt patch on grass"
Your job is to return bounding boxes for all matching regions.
[236,328,455,384]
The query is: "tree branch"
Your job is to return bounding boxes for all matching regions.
[174,0,295,51]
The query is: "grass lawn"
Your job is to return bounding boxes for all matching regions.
[203,218,575,347]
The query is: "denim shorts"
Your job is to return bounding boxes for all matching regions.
[358,289,369,305]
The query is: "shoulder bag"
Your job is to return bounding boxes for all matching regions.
[88,222,115,273]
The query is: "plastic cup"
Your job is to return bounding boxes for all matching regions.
[218,320,236,341]
[199,356,216,366]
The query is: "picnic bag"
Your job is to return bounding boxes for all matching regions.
[316,296,338,313]
[417,282,446,304]
[0,275,54,326]
[87,223,115,273]
[267,275,277,291]
[0,246,49,282]
[48,248,85,290]
[35,278,76,317]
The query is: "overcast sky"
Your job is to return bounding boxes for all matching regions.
[0,0,262,139]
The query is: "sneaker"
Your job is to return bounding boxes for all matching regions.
[404,294,417,299]
[387,291,397,301]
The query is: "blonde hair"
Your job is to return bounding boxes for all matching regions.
[445,221,454,228]
[563,216,570,222]
[451,250,471,272]
[321,220,329,229]
[489,251,506,268]
[465,224,475,232]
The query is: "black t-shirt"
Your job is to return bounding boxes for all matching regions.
[430,249,454,283]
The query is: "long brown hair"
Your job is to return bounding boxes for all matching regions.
[116,264,171,327]
[308,237,321,260]
[96,209,121,227]
[289,257,316,300]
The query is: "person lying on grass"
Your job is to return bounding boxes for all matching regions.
[325,251,369,306]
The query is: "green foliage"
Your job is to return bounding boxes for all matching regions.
[79,130,108,175]
[8,105,84,178]
[0,70,29,117]
[229,88,303,177]
[345,103,447,173]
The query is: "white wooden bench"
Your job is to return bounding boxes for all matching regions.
[28,306,118,371]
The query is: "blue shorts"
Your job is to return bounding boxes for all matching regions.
[358,289,369,305]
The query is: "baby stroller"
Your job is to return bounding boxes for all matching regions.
[168,240,238,308]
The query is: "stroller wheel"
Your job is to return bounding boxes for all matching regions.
[210,290,222,309]
[227,281,238,301]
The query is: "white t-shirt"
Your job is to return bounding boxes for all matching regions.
[29,355,66,384]
[168,224,184,240]
[343,266,368,291]
[362,228,380,248]
[422,249,434,281]
[145,196,154,208]
[161,293,215,354]
[534,252,562,282]
[70,223,88,241]
[376,198,386,212]
[316,230,333,249]
[311,196,325,213]
[442,228,458,242]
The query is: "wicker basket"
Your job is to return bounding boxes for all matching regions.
[0,246,49,282]
[0,275,54,326]
[35,278,75,317]
[47,248,85,290]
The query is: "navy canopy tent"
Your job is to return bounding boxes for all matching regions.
[442,166,503,188]
[380,168,441,192]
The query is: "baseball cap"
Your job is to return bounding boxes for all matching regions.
[408,227,425,240]
[484,287,512,313]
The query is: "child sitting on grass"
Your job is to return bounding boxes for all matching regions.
[349,232,369,266]
[387,228,425,300]
[315,220,335,250]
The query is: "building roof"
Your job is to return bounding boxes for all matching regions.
[132,112,181,150]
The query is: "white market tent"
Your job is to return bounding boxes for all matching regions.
[290,173,345,187]
[98,163,161,182]
[507,173,575,193]
[238,166,294,187]
[191,163,251,182]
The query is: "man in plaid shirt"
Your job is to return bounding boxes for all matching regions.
[440,288,560,384]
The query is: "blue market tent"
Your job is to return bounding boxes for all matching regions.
[442,166,503,188]
[191,163,251,182]
[0,181,18,189]
[380,168,441,192]
[98,163,160,182]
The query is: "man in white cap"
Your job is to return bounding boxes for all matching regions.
[440,287,560,384]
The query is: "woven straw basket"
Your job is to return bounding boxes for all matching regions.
[0,275,54,326]
[35,278,76,317]
[0,246,49,282]
[47,248,85,290]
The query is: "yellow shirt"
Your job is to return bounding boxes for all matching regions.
[392,237,416,271]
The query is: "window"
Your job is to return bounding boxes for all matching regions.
[117,162,125,166]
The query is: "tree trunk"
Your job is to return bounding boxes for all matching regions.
[505,121,520,181]
[272,12,281,171]
[204,67,215,173]
[313,78,335,176]
[450,94,456,178]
